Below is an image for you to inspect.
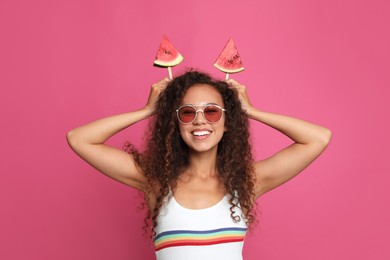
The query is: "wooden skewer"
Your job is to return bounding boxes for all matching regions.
[225,73,230,80]
[168,67,173,79]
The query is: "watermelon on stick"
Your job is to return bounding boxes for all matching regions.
[214,38,244,80]
[153,35,184,79]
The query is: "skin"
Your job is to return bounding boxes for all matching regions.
[66,77,332,210]
[178,84,227,155]
[226,78,332,197]
[175,84,228,209]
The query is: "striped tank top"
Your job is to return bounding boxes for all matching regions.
[154,193,247,260]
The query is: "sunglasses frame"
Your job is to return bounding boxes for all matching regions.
[176,104,227,124]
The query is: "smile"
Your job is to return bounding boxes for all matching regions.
[192,130,211,137]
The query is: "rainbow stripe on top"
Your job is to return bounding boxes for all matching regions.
[154,227,247,251]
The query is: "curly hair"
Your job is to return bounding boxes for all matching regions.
[126,70,257,237]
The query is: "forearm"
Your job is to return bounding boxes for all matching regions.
[247,107,332,146]
[67,78,171,147]
[67,107,153,146]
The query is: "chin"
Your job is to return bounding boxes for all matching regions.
[188,144,219,154]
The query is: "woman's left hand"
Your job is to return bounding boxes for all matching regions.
[226,78,254,116]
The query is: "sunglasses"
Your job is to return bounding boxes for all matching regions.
[176,104,227,124]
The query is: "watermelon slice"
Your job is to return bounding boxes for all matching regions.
[214,38,244,74]
[153,35,184,67]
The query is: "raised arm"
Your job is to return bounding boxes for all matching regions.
[66,77,171,192]
[226,79,332,198]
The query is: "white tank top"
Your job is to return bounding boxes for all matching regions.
[154,193,247,260]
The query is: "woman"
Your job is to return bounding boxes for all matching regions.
[67,70,331,259]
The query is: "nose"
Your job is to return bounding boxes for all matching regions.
[193,110,207,124]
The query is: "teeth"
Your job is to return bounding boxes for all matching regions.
[193,130,211,136]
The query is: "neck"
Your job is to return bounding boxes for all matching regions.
[187,150,218,178]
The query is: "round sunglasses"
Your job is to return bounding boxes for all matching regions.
[176,104,227,124]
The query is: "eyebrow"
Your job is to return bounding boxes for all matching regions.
[184,102,219,107]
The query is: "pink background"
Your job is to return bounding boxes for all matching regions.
[1,0,389,259]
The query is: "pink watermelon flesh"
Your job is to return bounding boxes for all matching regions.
[214,38,244,73]
[154,35,184,67]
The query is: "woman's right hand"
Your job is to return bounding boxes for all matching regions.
[144,77,171,116]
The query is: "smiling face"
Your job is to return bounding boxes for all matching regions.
[178,84,227,155]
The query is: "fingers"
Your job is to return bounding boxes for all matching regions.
[152,77,171,90]
[145,77,172,115]
[225,78,252,113]
[150,77,172,98]
[225,78,246,92]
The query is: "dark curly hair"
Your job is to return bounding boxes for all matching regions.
[126,70,256,237]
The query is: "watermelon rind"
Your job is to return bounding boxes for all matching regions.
[154,53,184,67]
[214,62,244,74]
[213,38,245,74]
[153,35,184,67]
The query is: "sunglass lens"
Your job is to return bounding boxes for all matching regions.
[178,107,196,123]
[204,106,222,122]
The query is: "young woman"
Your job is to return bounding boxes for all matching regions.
[67,70,331,260]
